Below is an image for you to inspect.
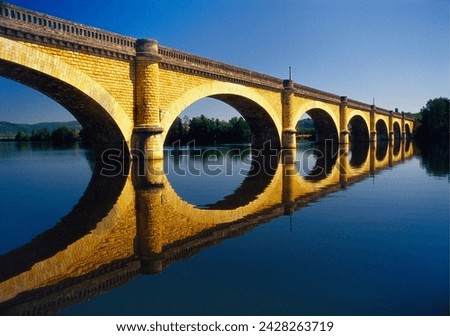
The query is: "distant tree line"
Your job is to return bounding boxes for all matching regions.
[296,118,315,140]
[165,115,251,145]
[14,126,81,143]
[10,97,447,146]
[415,97,449,142]
[165,115,319,145]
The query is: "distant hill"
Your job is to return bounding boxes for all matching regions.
[0,120,82,139]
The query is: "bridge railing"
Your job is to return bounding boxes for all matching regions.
[0,2,136,55]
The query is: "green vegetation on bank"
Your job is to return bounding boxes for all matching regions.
[296,118,315,141]
[165,115,317,145]
[0,120,81,140]
[415,97,449,141]
[14,126,80,143]
[165,115,251,145]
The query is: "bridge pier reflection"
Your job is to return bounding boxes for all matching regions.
[339,144,350,189]
[388,140,394,167]
[281,148,297,164]
[133,160,166,274]
[370,142,376,176]
[282,161,297,216]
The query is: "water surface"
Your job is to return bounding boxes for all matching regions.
[0,141,448,315]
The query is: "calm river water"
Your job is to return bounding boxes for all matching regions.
[0,141,448,315]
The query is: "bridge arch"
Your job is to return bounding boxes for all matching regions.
[293,102,339,144]
[0,37,133,153]
[160,82,282,148]
[153,159,283,232]
[348,115,370,142]
[376,119,389,141]
[294,102,339,144]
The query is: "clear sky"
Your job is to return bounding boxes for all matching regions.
[0,0,448,123]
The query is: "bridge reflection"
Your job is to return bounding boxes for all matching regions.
[0,140,413,315]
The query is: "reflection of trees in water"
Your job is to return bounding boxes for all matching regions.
[167,146,280,209]
[165,146,251,173]
[415,140,449,177]
[165,146,282,209]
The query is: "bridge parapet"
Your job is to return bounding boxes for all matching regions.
[347,98,373,112]
[376,107,392,116]
[0,2,136,59]
[347,99,413,121]
[158,45,284,91]
[377,106,412,121]
[293,83,342,105]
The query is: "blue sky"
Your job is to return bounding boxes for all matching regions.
[0,0,448,123]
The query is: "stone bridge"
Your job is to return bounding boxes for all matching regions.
[0,140,414,314]
[0,3,414,159]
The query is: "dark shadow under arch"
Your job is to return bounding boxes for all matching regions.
[210,94,281,149]
[164,95,281,149]
[303,108,339,144]
[348,115,369,142]
[393,122,401,140]
[405,124,412,138]
[376,119,389,141]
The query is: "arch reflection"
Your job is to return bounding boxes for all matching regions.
[349,141,370,168]
[204,152,279,210]
[0,141,414,315]
[298,142,339,182]
[376,140,389,161]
